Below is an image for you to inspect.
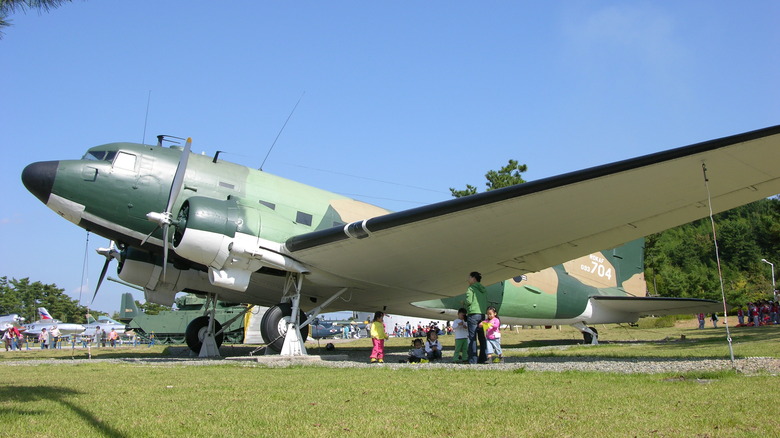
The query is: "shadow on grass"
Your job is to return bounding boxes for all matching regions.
[0,385,127,438]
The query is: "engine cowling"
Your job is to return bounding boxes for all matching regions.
[172,196,309,292]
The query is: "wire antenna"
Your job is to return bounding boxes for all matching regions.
[142,90,152,145]
[260,91,305,171]
[702,162,736,368]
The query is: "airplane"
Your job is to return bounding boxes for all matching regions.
[23,308,86,337]
[308,319,343,340]
[80,314,127,338]
[0,314,25,333]
[21,125,780,356]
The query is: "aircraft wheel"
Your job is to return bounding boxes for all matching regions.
[582,326,598,344]
[185,316,224,353]
[260,303,309,352]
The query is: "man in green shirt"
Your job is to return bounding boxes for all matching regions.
[464,271,488,364]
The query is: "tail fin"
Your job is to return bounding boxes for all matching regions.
[38,308,53,320]
[117,293,140,323]
[605,238,646,296]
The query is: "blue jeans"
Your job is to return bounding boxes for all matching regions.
[467,313,487,364]
[486,338,502,357]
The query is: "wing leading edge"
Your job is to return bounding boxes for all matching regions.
[285,125,780,300]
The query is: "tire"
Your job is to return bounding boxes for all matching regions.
[260,303,309,352]
[582,326,599,344]
[185,316,223,353]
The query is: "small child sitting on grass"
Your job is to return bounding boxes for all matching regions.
[406,338,427,363]
[424,330,443,361]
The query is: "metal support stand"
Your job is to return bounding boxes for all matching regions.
[280,273,307,356]
[198,294,220,358]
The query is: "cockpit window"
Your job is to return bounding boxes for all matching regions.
[82,150,117,162]
[113,152,137,171]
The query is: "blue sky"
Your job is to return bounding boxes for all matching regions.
[1,1,779,315]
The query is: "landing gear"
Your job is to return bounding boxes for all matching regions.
[571,322,599,345]
[582,327,598,344]
[260,302,309,353]
[185,315,224,352]
[258,272,349,356]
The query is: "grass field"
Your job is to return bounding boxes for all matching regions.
[1,321,778,437]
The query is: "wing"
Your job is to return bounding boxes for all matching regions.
[286,125,780,299]
[590,296,723,317]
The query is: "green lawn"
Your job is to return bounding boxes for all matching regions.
[1,322,778,437]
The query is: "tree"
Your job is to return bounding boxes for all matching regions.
[137,300,170,316]
[0,276,90,323]
[0,0,73,38]
[450,159,528,197]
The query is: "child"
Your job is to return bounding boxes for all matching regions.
[407,338,427,363]
[425,330,443,361]
[482,306,503,363]
[369,311,389,363]
[452,308,468,362]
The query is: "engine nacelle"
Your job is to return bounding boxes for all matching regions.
[117,248,186,306]
[172,197,307,292]
[173,197,250,269]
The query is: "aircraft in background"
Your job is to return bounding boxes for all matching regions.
[80,314,127,338]
[21,126,780,355]
[0,314,25,333]
[308,319,342,340]
[23,308,85,337]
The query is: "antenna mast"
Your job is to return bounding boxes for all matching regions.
[260,91,305,171]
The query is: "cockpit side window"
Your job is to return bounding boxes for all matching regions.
[113,152,137,171]
[82,150,117,162]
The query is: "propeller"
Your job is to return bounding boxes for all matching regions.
[144,137,192,278]
[91,240,120,305]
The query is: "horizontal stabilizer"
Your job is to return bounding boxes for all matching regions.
[591,296,723,317]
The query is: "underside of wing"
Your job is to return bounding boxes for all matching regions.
[285,125,780,301]
[590,296,723,317]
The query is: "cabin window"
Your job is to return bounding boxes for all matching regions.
[259,200,276,210]
[296,211,313,226]
[113,152,137,171]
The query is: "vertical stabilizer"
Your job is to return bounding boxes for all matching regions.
[38,308,53,320]
[118,293,140,323]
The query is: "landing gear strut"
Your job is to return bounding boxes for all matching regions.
[572,322,599,345]
[259,272,349,356]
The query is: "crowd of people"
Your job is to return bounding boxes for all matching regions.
[735,300,779,327]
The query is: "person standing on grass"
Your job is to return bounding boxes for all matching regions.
[369,311,389,364]
[697,313,705,329]
[108,329,119,347]
[482,306,503,363]
[38,328,48,349]
[464,271,488,364]
[710,313,718,328]
[50,325,61,349]
[94,326,103,347]
[452,308,468,362]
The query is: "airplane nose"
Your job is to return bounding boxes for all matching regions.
[22,161,58,204]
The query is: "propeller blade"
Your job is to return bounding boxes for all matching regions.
[162,222,169,279]
[91,257,111,305]
[166,137,191,215]
[161,137,190,279]
[91,240,118,305]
